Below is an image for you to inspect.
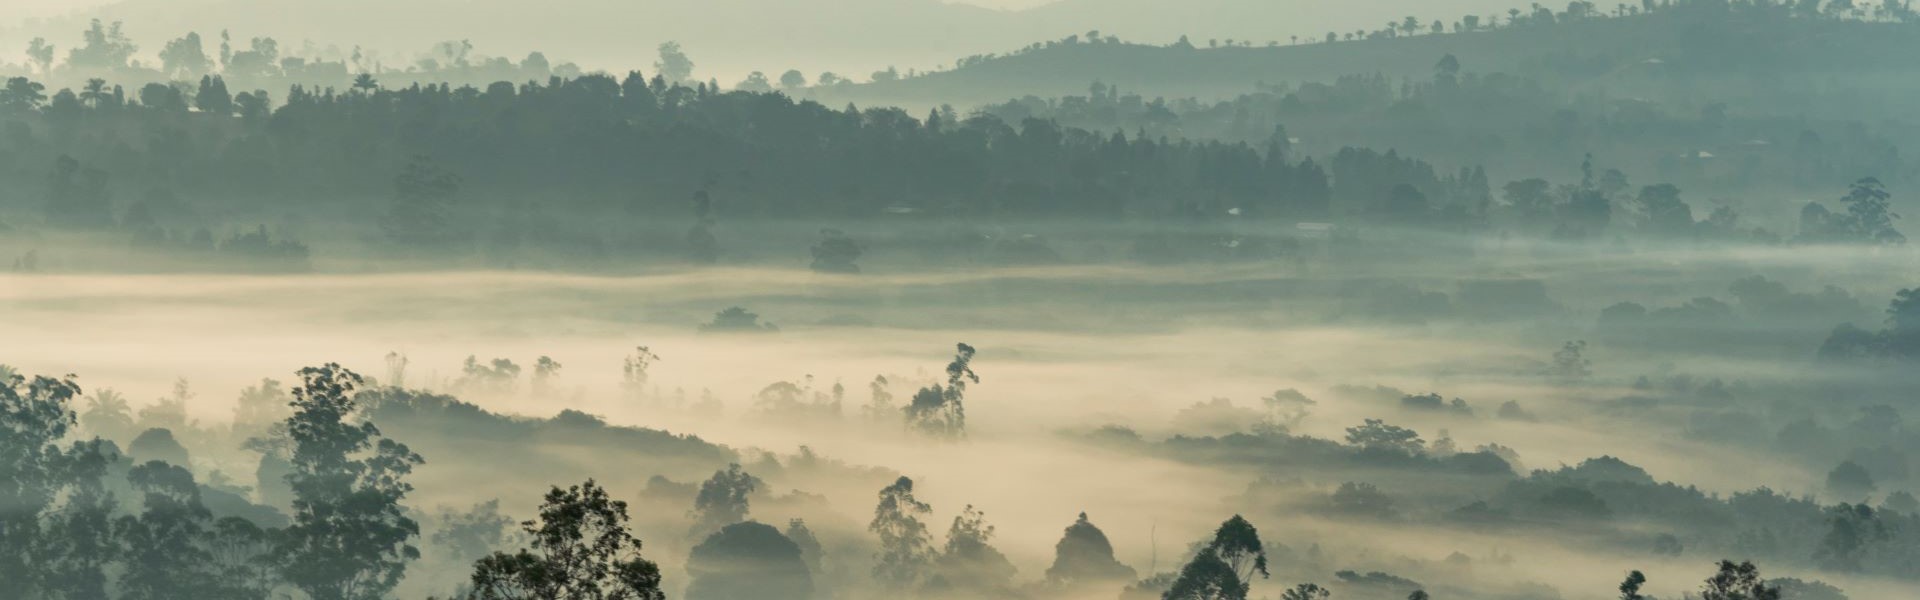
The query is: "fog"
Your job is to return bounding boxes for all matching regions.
[7,1,1920,600]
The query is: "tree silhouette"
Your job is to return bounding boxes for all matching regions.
[1045,512,1136,584]
[685,521,812,600]
[689,463,761,537]
[277,364,424,600]
[1698,560,1780,600]
[905,343,978,438]
[934,504,1017,591]
[870,476,935,589]
[655,42,695,84]
[466,480,665,600]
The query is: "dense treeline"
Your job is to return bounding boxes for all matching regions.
[1,67,1901,272]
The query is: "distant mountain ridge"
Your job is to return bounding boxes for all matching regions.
[0,0,1534,82]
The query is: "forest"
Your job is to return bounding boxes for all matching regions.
[5,1,1920,599]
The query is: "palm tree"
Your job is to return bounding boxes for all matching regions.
[80,78,108,108]
[352,73,378,93]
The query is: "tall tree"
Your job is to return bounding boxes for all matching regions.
[277,364,425,600]
[905,343,978,438]
[869,476,935,589]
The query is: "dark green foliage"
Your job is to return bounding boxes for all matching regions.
[1344,419,1423,455]
[905,343,977,439]
[0,371,119,599]
[1700,560,1781,600]
[466,480,665,600]
[685,521,813,600]
[690,463,761,537]
[1045,512,1136,584]
[1161,549,1245,600]
[386,155,463,248]
[700,307,779,333]
[1203,515,1268,585]
[126,427,190,467]
[1329,482,1396,518]
[1620,570,1648,600]
[116,461,267,600]
[277,364,424,600]
[1161,515,1268,600]
[810,228,864,273]
[1800,178,1904,244]
[1279,583,1332,600]
[869,476,935,589]
[934,504,1017,591]
[1814,504,1889,572]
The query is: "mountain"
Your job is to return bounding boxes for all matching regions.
[818,6,1920,118]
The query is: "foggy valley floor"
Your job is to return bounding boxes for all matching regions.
[6,246,1920,599]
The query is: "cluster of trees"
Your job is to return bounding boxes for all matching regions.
[1819,285,1920,361]
[5,20,590,97]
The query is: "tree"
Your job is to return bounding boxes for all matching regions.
[935,504,1017,590]
[195,75,233,115]
[786,519,824,574]
[1280,583,1332,600]
[1838,177,1904,244]
[905,343,978,438]
[810,228,863,273]
[1551,340,1591,380]
[0,371,117,598]
[26,38,56,75]
[1699,560,1780,600]
[159,32,213,80]
[1345,419,1424,455]
[655,42,695,83]
[387,155,462,247]
[1503,178,1555,224]
[116,461,225,600]
[78,78,109,109]
[1814,504,1889,572]
[1203,515,1268,586]
[778,69,807,90]
[1163,549,1245,600]
[690,463,761,537]
[700,307,778,332]
[67,19,138,71]
[685,521,812,600]
[1634,183,1694,236]
[278,364,425,600]
[466,480,666,600]
[870,476,935,589]
[1,77,48,113]
[734,71,772,93]
[1619,570,1648,600]
[1045,512,1136,584]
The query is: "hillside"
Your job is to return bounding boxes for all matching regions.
[821,7,1920,118]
